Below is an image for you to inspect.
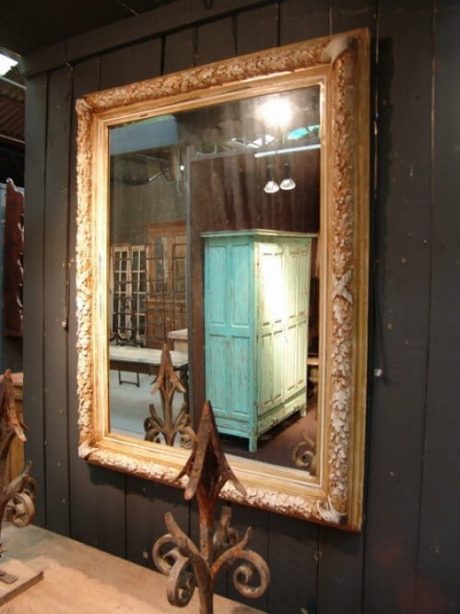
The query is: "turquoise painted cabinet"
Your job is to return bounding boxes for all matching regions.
[202,230,313,452]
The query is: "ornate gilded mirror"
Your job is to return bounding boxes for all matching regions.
[76,29,369,530]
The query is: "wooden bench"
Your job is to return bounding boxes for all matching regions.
[109,346,188,386]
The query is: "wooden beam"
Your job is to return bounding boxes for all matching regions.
[23,0,276,77]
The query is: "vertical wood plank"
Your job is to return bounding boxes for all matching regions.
[164,29,196,73]
[417,1,460,612]
[195,17,237,65]
[331,0,376,31]
[67,57,127,557]
[268,513,318,613]
[317,530,364,614]
[363,2,433,612]
[280,0,330,45]
[126,481,188,569]
[100,37,162,89]
[43,67,72,535]
[236,3,279,55]
[23,73,48,526]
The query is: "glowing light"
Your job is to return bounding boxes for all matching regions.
[258,97,293,128]
[280,162,296,191]
[0,53,18,76]
[264,180,280,194]
[280,177,296,191]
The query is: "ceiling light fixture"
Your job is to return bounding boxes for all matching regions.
[263,164,279,194]
[280,162,296,191]
[264,179,280,194]
[0,52,18,77]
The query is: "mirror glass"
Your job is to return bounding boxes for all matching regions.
[108,85,321,475]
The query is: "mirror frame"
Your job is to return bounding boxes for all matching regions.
[76,28,369,531]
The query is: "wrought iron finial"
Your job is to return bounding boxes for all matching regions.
[153,400,270,613]
[177,400,245,504]
[144,344,195,448]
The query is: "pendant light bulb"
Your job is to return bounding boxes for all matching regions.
[280,162,296,191]
[264,179,280,194]
[264,162,279,194]
[280,177,296,191]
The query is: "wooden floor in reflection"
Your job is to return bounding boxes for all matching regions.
[109,370,317,473]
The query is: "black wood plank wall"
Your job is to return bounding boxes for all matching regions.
[22,0,460,611]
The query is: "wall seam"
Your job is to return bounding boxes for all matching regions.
[414,1,437,611]
[361,0,381,611]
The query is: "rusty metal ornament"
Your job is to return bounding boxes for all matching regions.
[144,345,195,448]
[153,400,270,613]
[0,371,36,563]
[292,430,317,474]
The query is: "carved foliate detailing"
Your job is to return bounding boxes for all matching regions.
[328,43,357,514]
[75,101,95,445]
[317,495,347,525]
[84,39,330,112]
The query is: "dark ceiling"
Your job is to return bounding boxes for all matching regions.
[0,0,181,183]
[0,0,178,55]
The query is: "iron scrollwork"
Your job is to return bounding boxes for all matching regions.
[144,345,195,448]
[153,401,270,613]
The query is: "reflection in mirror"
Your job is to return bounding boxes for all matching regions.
[108,85,321,476]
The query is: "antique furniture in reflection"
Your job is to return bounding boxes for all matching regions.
[167,328,188,352]
[109,344,188,379]
[145,221,186,349]
[144,344,193,447]
[110,244,147,345]
[203,230,313,452]
[153,401,269,613]
[76,29,370,530]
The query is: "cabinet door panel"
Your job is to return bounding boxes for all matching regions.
[206,334,228,416]
[230,335,252,419]
[206,245,227,325]
[259,245,284,326]
[230,243,252,328]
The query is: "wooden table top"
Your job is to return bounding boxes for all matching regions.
[109,346,188,368]
[1,524,263,613]
[167,328,188,341]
